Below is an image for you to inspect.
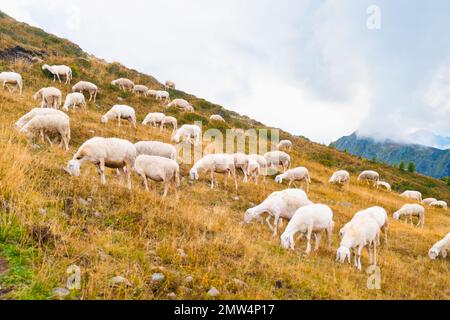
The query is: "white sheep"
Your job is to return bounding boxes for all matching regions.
[142,112,165,127]
[63,92,86,112]
[400,190,422,202]
[264,151,291,173]
[428,232,450,260]
[72,81,98,102]
[101,105,136,128]
[328,170,350,189]
[244,189,312,236]
[393,203,425,227]
[33,87,62,109]
[375,181,391,192]
[277,139,292,151]
[210,114,225,122]
[248,154,268,181]
[233,153,249,182]
[134,141,177,161]
[246,157,261,184]
[421,198,437,205]
[430,200,447,209]
[15,108,69,129]
[155,90,170,102]
[144,89,158,97]
[189,153,238,190]
[165,80,176,90]
[132,84,149,95]
[0,71,23,94]
[133,155,180,197]
[64,137,136,189]
[20,114,70,151]
[42,64,72,84]
[111,78,134,91]
[336,216,380,270]
[280,204,334,254]
[357,170,379,186]
[167,99,194,112]
[275,167,311,192]
[172,124,201,145]
[160,116,178,132]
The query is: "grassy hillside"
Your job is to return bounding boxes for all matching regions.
[0,12,449,300]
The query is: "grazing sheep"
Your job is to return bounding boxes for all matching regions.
[133,155,180,197]
[0,71,23,94]
[132,84,149,95]
[20,114,70,151]
[63,92,86,112]
[101,105,136,128]
[142,112,165,127]
[264,151,291,173]
[336,216,380,270]
[167,98,194,112]
[64,137,136,189]
[244,189,312,236]
[189,154,238,190]
[155,90,170,101]
[430,200,447,209]
[275,167,311,192]
[172,124,201,145]
[246,157,261,184]
[248,154,268,181]
[111,78,134,91]
[233,153,249,182]
[165,80,176,90]
[428,232,450,260]
[328,170,350,189]
[134,141,177,161]
[15,108,69,129]
[210,114,225,122]
[400,190,422,202]
[375,181,391,192]
[160,116,178,132]
[277,139,292,151]
[72,81,98,102]
[357,170,379,186]
[145,89,158,97]
[42,64,72,84]
[393,203,425,227]
[33,87,62,109]
[280,204,334,254]
[422,198,437,205]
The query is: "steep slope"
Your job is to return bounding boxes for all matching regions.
[0,12,449,300]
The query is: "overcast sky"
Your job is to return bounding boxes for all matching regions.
[2,0,450,145]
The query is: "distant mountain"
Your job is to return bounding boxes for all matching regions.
[406,129,450,150]
[331,132,450,178]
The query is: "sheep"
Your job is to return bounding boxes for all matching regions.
[160,116,178,132]
[336,216,380,270]
[15,108,69,129]
[42,64,72,84]
[165,80,176,90]
[172,124,201,145]
[155,90,170,102]
[33,87,62,109]
[328,170,350,189]
[133,155,180,197]
[430,200,447,209]
[189,154,238,190]
[63,92,86,112]
[422,198,437,205]
[375,181,391,192]
[246,157,261,184]
[134,141,177,161]
[111,78,134,91]
[0,71,23,94]
[244,189,312,236]
[72,81,98,102]
[132,84,149,95]
[248,154,268,181]
[393,203,425,227]
[101,105,136,128]
[277,139,292,151]
[428,232,450,260]
[167,99,194,112]
[210,114,225,122]
[233,153,249,182]
[144,89,158,97]
[357,170,379,186]
[142,112,165,127]
[275,167,311,192]
[20,114,70,151]
[400,190,422,202]
[64,137,136,189]
[264,151,291,173]
[280,204,334,254]
[339,206,389,244]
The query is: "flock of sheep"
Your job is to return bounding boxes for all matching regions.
[2,63,449,274]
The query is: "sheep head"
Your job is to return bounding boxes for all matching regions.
[336,246,351,264]
[428,248,439,260]
[65,159,81,176]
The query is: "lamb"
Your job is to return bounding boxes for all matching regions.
[428,232,450,260]
[275,167,311,192]
[160,116,178,132]
[189,153,238,190]
[244,189,312,236]
[132,84,149,95]
[133,155,180,197]
[430,200,447,209]
[280,204,334,254]
[134,141,177,161]
[357,170,379,186]
[233,153,249,182]
[0,71,23,94]
[111,78,134,91]
[172,124,201,145]
[101,105,136,128]
[248,154,268,181]
[15,108,69,129]
[165,80,176,90]
[155,90,170,102]
[33,87,62,109]
[400,190,422,202]
[246,157,261,184]
[375,181,391,192]
[42,64,72,84]
[72,81,98,102]
[210,114,225,122]
[328,170,350,189]
[63,92,86,112]
[421,198,437,205]
[142,112,165,127]
[167,99,194,112]
[20,114,70,151]
[264,151,291,173]
[393,203,425,227]
[336,216,380,270]
[64,137,136,189]
[277,139,292,151]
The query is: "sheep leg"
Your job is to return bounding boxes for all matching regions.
[305,225,313,254]
[368,243,373,264]
[272,216,280,237]
[288,180,292,187]
[56,73,61,83]
[162,181,169,198]
[210,171,215,189]
[373,240,377,266]
[125,164,132,190]
[314,232,322,252]
[356,245,363,270]
[265,216,275,234]
[306,180,310,193]
[98,160,106,185]
[231,169,238,191]
[141,175,149,191]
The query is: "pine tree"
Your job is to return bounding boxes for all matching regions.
[407,162,415,173]
[399,161,406,171]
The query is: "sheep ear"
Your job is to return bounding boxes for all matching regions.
[62,166,71,175]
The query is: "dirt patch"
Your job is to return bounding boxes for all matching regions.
[0,45,46,62]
